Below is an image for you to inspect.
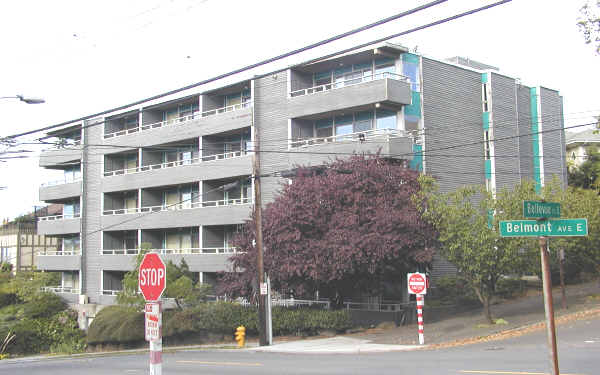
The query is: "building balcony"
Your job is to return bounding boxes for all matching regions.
[101,247,236,255]
[102,103,252,148]
[41,286,80,303]
[37,214,81,235]
[287,129,414,168]
[288,73,411,118]
[36,250,81,270]
[39,145,82,168]
[39,179,81,201]
[102,150,252,191]
[100,202,251,230]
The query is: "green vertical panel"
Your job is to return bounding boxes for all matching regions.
[481,73,488,84]
[485,159,492,180]
[404,91,421,117]
[402,53,420,64]
[530,87,541,194]
[487,209,494,229]
[410,143,423,172]
[482,111,490,130]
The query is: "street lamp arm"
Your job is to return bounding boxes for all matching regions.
[0,95,45,104]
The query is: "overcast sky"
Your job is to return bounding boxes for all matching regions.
[0,0,598,220]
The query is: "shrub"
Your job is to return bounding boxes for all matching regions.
[0,293,18,308]
[22,292,66,319]
[495,277,527,299]
[430,276,480,306]
[87,306,144,345]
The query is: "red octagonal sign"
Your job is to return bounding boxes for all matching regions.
[139,253,166,301]
[407,272,427,295]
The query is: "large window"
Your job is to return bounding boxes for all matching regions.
[308,109,397,141]
[163,228,199,250]
[63,200,80,218]
[375,57,395,79]
[163,147,195,166]
[376,109,397,130]
[313,58,395,88]
[225,90,251,108]
[61,235,80,253]
[64,165,81,182]
[163,184,199,209]
[162,102,200,123]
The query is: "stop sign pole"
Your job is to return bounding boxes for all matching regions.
[139,253,166,375]
[407,272,427,345]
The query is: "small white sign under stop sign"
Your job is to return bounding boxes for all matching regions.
[145,302,161,342]
[260,282,268,295]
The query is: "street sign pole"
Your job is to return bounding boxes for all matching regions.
[407,273,427,345]
[416,294,424,345]
[539,237,559,375]
[147,301,163,375]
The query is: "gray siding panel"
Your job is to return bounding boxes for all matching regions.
[421,58,484,192]
[517,86,534,181]
[36,255,81,270]
[491,73,521,190]
[38,218,81,235]
[539,88,566,187]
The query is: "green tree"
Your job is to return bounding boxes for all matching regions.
[416,178,540,323]
[568,146,600,189]
[117,246,212,310]
[578,1,600,54]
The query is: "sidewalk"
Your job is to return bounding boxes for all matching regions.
[252,280,600,353]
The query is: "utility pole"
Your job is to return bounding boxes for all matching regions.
[539,236,559,375]
[558,248,567,309]
[252,111,268,346]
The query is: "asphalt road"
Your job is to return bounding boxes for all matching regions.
[2,316,598,375]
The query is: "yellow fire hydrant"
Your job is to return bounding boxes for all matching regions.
[235,325,246,348]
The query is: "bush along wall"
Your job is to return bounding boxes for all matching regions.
[87,302,353,348]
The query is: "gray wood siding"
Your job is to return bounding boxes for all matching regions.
[421,58,484,193]
[491,74,521,190]
[539,87,566,187]
[517,85,534,181]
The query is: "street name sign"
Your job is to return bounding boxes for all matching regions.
[139,253,166,301]
[499,218,588,237]
[407,273,427,295]
[522,201,561,219]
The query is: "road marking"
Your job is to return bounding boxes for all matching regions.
[460,371,586,375]
[177,360,263,367]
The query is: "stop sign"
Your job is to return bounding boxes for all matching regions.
[138,253,166,301]
[407,272,427,295]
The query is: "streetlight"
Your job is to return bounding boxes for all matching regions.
[0,95,45,104]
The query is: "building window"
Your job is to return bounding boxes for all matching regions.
[225,90,251,108]
[162,102,200,123]
[402,60,419,91]
[482,83,489,112]
[163,228,199,250]
[163,185,199,209]
[484,130,491,160]
[63,200,80,218]
[376,109,397,130]
[315,118,334,138]
[64,165,81,182]
[61,235,80,253]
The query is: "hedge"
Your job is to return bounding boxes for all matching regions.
[88,302,353,346]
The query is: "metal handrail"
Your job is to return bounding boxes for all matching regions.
[41,177,82,187]
[102,197,251,216]
[101,247,237,255]
[343,301,411,312]
[42,286,79,294]
[103,101,252,139]
[102,290,121,296]
[290,72,408,97]
[103,150,248,177]
[290,128,408,148]
[38,250,80,256]
[38,213,80,221]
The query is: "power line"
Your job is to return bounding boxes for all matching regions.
[2,0,448,140]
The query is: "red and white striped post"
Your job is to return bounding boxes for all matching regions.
[416,294,425,345]
[407,272,427,345]
[149,301,162,375]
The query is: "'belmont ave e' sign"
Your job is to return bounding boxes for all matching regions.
[523,200,561,219]
[499,218,588,237]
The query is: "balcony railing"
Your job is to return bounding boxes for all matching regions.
[103,102,252,139]
[290,128,408,148]
[102,247,237,255]
[41,177,82,187]
[103,150,248,177]
[42,286,79,294]
[102,197,251,216]
[102,289,121,296]
[289,72,408,98]
[38,213,80,221]
[38,250,80,256]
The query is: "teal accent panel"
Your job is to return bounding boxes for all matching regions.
[482,111,490,130]
[402,53,420,64]
[404,91,422,118]
[481,73,488,84]
[485,159,492,180]
[409,143,423,172]
[529,87,541,194]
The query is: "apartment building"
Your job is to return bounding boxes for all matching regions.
[36,42,566,308]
